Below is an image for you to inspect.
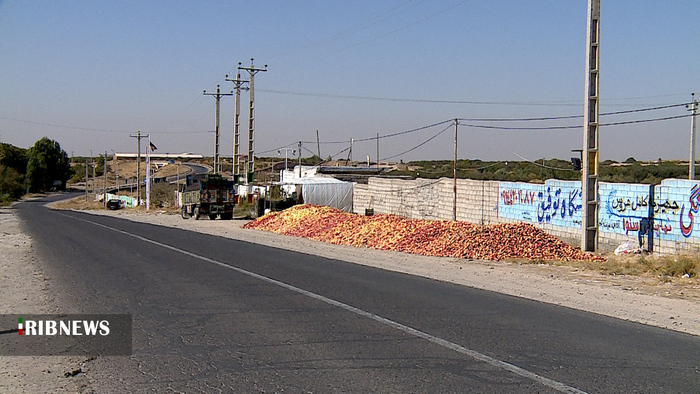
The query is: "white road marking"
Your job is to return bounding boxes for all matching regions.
[65,213,588,394]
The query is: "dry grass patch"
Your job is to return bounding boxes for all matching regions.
[562,252,698,280]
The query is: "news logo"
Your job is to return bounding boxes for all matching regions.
[18,317,110,336]
[2,314,131,356]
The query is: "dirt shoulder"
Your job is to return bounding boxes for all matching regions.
[0,203,91,393]
[48,199,699,337]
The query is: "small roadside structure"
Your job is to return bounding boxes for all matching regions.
[279,166,353,212]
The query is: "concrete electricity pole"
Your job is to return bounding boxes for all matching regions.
[350,139,353,162]
[225,67,249,183]
[92,158,96,201]
[103,151,108,207]
[203,85,233,175]
[114,151,119,191]
[84,156,89,202]
[453,119,458,221]
[129,131,145,206]
[298,141,303,178]
[689,93,698,180]
[238,59,267,184]
[376,132,380,173]
[316,130,321,159]
[581,0,601,252]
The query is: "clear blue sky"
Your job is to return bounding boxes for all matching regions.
[1,1,698,162]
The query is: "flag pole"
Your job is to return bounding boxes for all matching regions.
[146,134,151,211]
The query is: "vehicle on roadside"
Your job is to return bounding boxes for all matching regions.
[180,174,236,220]
[106,199,122,210]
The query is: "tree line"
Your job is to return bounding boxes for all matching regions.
[0,137,71,204]
[398,158,689,185]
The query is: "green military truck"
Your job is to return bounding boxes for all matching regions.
[180,174,236,220]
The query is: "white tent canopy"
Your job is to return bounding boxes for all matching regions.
[279,176,354,212]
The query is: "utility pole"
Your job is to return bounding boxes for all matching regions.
[146,134,152,211]
[238,59,267,184]
[225,66,249,183]
[114,152,119,192]
[316,130,321,159]
[89,150,93,201]
[129,131,145,206]
[453,119,458,221]
[581,0,601,252]
[84,156,89,202]
[376,133,380,173]
[278,148,295,170]
[92,158,96,202]
[103,151,108,207]
[203,85,233,175]
[298,141,303,178]
[689,93,698,180]
[350,139,353,162]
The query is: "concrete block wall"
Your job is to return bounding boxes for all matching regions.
[352,178,440,219]
[436,179,499,224]
[352,177,700,254]
[353,184,371,214]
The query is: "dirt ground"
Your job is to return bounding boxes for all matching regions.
[0,202,91,393]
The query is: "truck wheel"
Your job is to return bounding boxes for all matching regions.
[209,213,218,220]
[193,207,200,220]
[221,212,233,220]
[181,206,191,219]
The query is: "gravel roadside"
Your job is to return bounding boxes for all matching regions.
[0,204,91,394]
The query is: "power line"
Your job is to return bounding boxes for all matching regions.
[382,123,452,160]
[331,0,471,53]
[0,115,132,133]
[267,0,423,59]
[512,152,578,172]
[0,115,213,135]
[459,123,580,131]
[301,119,453,145]
[258,89,582,106]
[2,100,688,138]
[601,102,690,116]
[257,142,298,155]
[459,113,693,131]
[260,106,691,160]
[600,113,692,127]
[457,102,691,122]
[259,88,697,108]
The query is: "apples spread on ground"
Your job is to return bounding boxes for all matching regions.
[243,205,605,262]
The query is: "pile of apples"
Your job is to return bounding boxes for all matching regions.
[244,205,605,262]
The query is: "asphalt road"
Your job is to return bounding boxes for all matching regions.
[15,195,700,393]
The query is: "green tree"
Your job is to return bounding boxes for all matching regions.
[26,137,71,192]
[0,165,25,202]
[0,143,29,173]
[0,143,29,203]
[69,163,87,183]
